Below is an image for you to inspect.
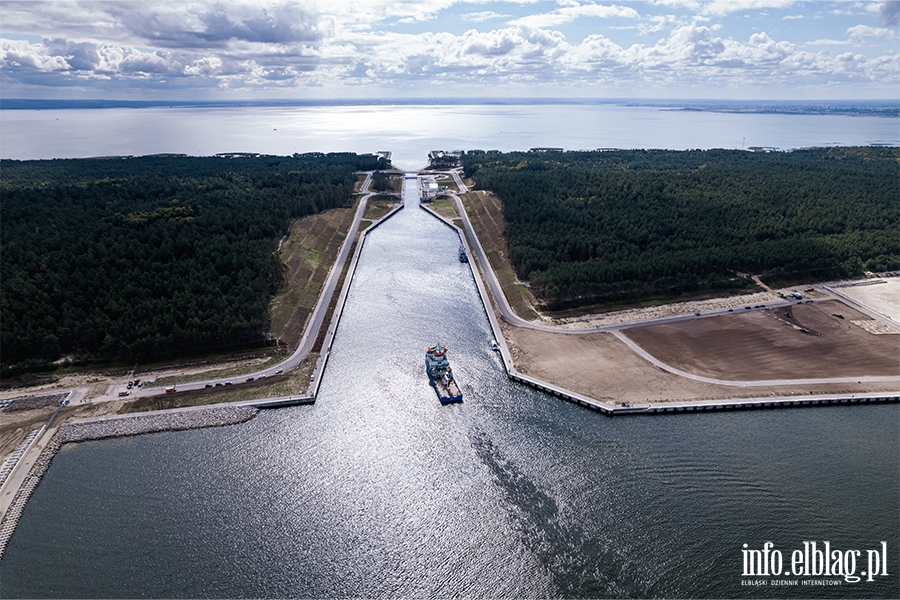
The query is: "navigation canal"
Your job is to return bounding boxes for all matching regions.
[1,178,897,598]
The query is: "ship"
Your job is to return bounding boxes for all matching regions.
[425,344,463,403]
[458,245,468,263]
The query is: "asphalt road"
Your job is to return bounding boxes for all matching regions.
[82,169,900,400]
[97,172,379,402]
[446,169,900,387]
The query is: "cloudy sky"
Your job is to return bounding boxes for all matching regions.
[1,1,897,100]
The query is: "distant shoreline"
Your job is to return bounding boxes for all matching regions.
[1,98,897,116]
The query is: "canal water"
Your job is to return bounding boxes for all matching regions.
[1,180,897,598]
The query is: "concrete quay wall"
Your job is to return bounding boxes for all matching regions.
[420,200,900,418]
[313,201,404,396]
[419,204,517,370]
[2,198,404,561]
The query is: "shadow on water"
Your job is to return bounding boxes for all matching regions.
[0,175,897,599]
[469,426,636,597]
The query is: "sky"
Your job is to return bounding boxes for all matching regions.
[0,1,898,100]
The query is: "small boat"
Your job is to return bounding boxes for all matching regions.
[490,340,500,352]
[458,245,468,263]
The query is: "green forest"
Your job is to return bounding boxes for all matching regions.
[1,153,386,375]
[462,147,899,310]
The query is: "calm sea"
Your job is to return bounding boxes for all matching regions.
[0,106,897,598]
[1,103,897,170]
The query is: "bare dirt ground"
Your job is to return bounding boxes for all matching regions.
[832,278,900,321]
[501,321,898,405]
[426,198,461,221]
[623,300,899,380]
[554,290,789,328]
[0,353,274,402]
[461,189,542,320]
[363,199,400,221]
[461,186,772,324]
[503,324,726,403]
[461,182,898,404]
[1,399,129,461]
[1,198,359,463]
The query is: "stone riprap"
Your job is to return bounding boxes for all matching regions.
[0,405,258,560]
[58,405,259,443]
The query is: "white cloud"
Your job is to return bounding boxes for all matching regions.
[0,39,70,71]
[0,0,898,96]
[637,14,684,35]
[510,3,640,28]
[463,11,509,23]
[877,1,900,26]
[702,0,796,17]
[847,24,897,42]
[652,0,701,9]
[806,38,851,45]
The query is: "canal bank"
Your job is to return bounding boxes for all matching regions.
[2,167,897,600]
[0,404,259,560]
[421,190,900,416]
[0,191,406,562]
[309,197,404,398]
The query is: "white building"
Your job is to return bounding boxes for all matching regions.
[421,177,440,201]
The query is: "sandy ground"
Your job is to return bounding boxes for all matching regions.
[831,278,900,321]
[551,288,837,328]
[1,400,129,462]
[623,300,900,380]
[460,181,897,406]
[0,355,270,461]
[0,355,270,403]
[501,320,898,405]
[498,288,898,406]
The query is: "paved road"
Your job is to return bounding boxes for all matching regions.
[89,172,380,402]
[820,284,898,330]
[610,329,900,387]
[0,423,61,521]
[445,169,900,387]
[71,170,900,400]
[448,170,791,334]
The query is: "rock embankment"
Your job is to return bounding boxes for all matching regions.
[57,405,259,443]
[0,405,258,560]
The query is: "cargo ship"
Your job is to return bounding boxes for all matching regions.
[425,344,463,403]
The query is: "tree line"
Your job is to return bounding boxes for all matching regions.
[462,147,899,309]
[1,153,386,376]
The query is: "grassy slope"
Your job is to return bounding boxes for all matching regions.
[460,189,542,320]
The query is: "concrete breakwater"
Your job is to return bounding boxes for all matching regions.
[0,405,258,561]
